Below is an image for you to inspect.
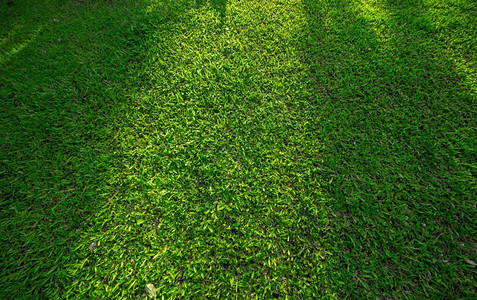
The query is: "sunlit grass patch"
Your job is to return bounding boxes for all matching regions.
[97,0,332,297]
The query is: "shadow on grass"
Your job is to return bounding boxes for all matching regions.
[0,0,30,39]
[0,0,45,65]
[0,0,159,297]
[380,0,476,93]
[302,0,476,297]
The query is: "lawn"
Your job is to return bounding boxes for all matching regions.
[0,0,475,298]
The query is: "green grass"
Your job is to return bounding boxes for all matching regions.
[0,0,475,298]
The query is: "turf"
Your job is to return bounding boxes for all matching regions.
[0,0,475,298]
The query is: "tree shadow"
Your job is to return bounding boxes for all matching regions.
[301,0,475,297]
[379,0,476,93]
[0,0,45,65]
[0,0,164,297]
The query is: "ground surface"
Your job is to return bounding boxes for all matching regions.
[0,0,475,298]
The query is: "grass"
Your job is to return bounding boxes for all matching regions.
[0,0,475,298]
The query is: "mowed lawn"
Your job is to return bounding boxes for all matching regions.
[0,0,475,298]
